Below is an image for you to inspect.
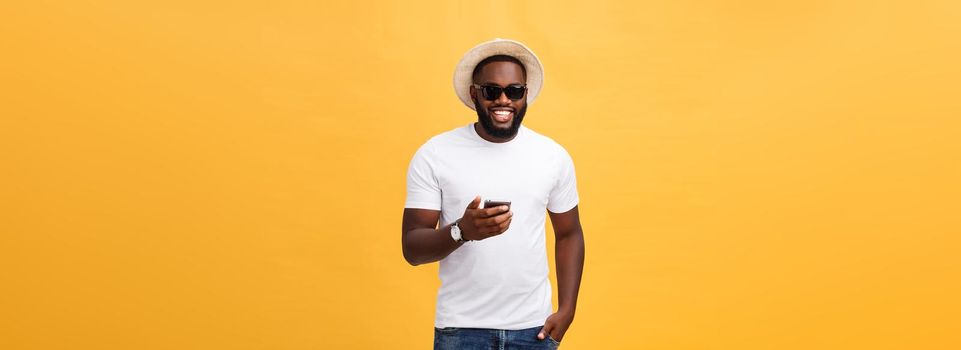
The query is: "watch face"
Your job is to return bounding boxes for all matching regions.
[451,223,462,241]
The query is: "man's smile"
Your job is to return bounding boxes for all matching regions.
[490,108,514,124]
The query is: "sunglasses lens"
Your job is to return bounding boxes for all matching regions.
[504,86,526,100]
[481,86,502,100]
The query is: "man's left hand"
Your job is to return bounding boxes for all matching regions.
[537,310,574,342]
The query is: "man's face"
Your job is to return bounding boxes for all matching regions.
[471,61,528,139]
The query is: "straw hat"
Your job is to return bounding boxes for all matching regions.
[453,38,544,110]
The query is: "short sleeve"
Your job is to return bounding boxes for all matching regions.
[547,147,579,213]
[404,144,442,210]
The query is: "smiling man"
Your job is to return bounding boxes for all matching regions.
[402,39,585,350]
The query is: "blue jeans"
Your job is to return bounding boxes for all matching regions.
[434,325,561,349]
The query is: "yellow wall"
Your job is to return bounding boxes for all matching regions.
[2,1,959,349]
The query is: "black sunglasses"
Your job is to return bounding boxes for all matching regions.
[473,84,527,101]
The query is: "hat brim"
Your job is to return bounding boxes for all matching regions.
[453,39,543,110]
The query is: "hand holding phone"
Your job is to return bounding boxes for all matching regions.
[458,197,513,241]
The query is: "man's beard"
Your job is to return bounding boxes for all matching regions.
[474,100,527,139]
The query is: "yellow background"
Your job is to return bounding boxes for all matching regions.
[2,1,959,349]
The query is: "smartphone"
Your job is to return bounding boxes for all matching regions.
[484,200,512,210]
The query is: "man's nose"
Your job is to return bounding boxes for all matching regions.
[495,90,512,105]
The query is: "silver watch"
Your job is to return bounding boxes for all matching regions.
[450,220,465,243]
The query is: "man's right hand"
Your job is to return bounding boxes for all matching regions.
[458,196,512,241]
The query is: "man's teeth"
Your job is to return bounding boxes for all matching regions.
[493,111,511,116]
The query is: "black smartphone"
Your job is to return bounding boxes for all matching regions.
[484,200,512,210]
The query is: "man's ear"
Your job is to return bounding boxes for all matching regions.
[469,85,476,104]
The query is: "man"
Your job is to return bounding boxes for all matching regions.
[402,38,585,349]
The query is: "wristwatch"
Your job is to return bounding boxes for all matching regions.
[450,219,465,243]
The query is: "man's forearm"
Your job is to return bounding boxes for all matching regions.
[403,225,463,266]
[555,229,585,314]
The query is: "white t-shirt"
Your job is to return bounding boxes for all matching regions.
[405,123,579,330]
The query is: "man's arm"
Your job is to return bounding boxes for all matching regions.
[539,205,585,342]
[401,208,461,266]
[402,196,513,266]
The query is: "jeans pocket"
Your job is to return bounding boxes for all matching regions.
[546,333,561,346]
